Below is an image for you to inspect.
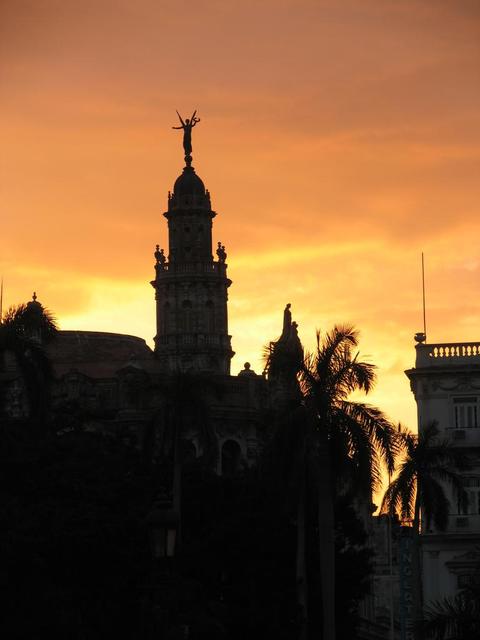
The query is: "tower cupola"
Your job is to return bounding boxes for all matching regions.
[169,166,211,212]
[151,113,234,374]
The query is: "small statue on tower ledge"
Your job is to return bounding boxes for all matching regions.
[216,242,227,262]
[154,245,166,269]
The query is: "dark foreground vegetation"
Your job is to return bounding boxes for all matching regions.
[1,302,472,639]
[0,422,372,639]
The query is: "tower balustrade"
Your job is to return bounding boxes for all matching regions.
[154,261,228,276]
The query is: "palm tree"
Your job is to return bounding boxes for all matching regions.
[0,299,58,427]
[300,325,397,640]
[419,587,480,640]
[381,422,468,636]
[265,324,398,640]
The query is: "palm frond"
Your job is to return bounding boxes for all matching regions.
[420,591,480,639]
[381,467,416,523]
[339,401,398,475]
[420,476,450,531]
[331,407,382,494]
[428,464,468,509]
[313,325,358,387]
[381,421,468,534]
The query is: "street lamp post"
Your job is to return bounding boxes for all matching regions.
[147,492,179,561]
[145,490,180,639]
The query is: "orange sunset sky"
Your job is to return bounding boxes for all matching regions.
[1,0,480,429]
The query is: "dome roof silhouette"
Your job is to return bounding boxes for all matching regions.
[173,166,205,196]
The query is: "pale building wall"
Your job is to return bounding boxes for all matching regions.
[406,341,480,609]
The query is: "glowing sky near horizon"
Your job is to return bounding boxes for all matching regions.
[1,0,480,430]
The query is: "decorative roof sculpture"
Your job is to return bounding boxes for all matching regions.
[172,109,200,167]
[266,304,304,381]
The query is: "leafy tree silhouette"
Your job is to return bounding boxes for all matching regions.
[0,301,58,430]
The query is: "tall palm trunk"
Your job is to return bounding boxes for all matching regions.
[317,427,335,640]
[296,458,308,640]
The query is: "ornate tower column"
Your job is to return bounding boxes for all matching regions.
[151,128,234,374]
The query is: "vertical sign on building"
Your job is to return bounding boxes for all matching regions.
[399,527,414,640]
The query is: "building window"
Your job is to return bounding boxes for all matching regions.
[182,300,193,332]
[458,493,469,515]
[206,300,215,332]
[161,302,170,333]
[459,477,480,515]
[221,440,241,476]
[453,397,478,428]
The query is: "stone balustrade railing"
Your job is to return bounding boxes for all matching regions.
[416,342,480,367]
[156,333,230,348]
[447,513,480,534]
[155,261,227,276]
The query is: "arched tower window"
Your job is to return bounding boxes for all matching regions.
[221,439,241,476]
[182,300,193,332]
[161,301,170,333]
[206,300,215,332]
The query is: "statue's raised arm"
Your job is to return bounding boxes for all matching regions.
[172,109,200,166]
[190,110,200,127]
[172,111,185,130]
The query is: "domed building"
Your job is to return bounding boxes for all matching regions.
[2,143,302,474]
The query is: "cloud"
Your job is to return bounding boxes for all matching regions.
[2,0,479,431]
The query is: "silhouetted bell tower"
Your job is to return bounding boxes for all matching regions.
[151,129,234,374]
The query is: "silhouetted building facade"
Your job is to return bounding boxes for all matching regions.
[1,153,276,474]
[0,138,401,640]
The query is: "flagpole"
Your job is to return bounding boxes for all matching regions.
[422,252,427,341]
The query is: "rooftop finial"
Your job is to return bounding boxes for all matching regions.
[281,303,292,341]
[172,110,200,167]
[32,291,37,302]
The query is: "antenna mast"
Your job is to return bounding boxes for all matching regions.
[422,252,427,341]
[0,277,3,324]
